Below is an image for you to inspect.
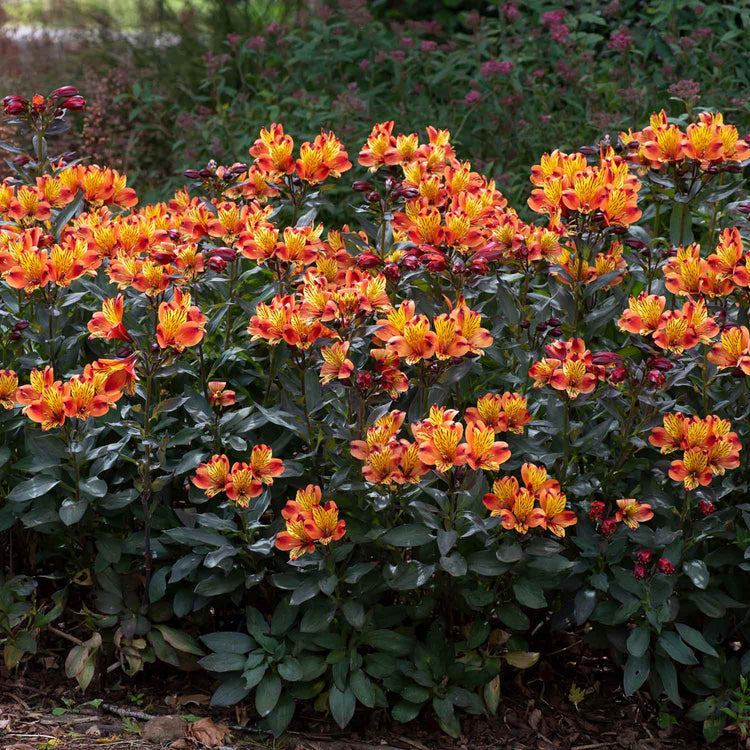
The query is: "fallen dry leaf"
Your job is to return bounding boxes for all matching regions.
[168,740,192,750]
[186,717,230,747]
[529,707,542,731]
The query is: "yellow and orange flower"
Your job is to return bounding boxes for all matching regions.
[192,454,231,497]
[0,369,19,409]
[208,381,236,407]
[614,498,654,529]
[156,288,207,351]
[319,341,354,385]
[88,295,132,342]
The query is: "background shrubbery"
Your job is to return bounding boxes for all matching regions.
[2,0,750,745]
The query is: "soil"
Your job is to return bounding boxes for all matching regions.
[0,636,744,750]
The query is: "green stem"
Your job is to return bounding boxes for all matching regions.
[561,396,570,481]
[702,346,709,416]
[223,259,237,350]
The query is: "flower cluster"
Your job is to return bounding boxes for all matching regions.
[274,484,346,559]
[192,446,284,506]
[620,110,750,169]
[12,361,134,430]
[528,337,609,398]
[649,414,741,490]
[618,294,718,354]
[482,463,577,537]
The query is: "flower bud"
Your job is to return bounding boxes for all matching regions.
[231,163,248,174]
[426,258,447,273]
[550,326,563,337]
[3,95,25,105]
[698,499,715,516]
[399,187,420,200]
[721,163,742,173]
[591,352,622,365]
[352,180,373,192]
[547,317,561,326]
[536,321,548,331]
[625,237,647,250]
[601,517,617,536]
[430,362,441,374]
[9,331,21,341]
[738,203,750,215]
[608,365,627,384]
[166,229,181,241]
[210,247,237,262]
[14,319,30,331]
[469,260,489,275]
[12,155,30,166]
[3,100,27,115]
[183,169,201,179]
[636,549,652,564]
[451,260,465,275]
[588,501,605,520]
[151,251,176,265]
[657,557,674,575]
[383,262,401,281]
[609,225,628,235]
[706,165,720,174]
[356,371,373,391]
[633,562,647,580]
[356,253,381,270]
[403,255,420,271]
[519,319,530,329]
[578,145,598,156]
[366,191,381,203]
[60,96,85,111]
[199,168,212,178]
[116,345,133,358]
[647,369,666,387]
[649,356,673,372]
[151,342,160,354]
[208,257,227,273]
[50,86,79,99]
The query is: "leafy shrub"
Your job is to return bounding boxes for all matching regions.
[1,83,750,744]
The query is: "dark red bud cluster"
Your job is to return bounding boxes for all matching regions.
[648,356,673,371]
[657,557,674,575]
[633,562,647,580]
[647,369,666,387]
[636,549,652,564]
[3,95,27,115]
[356,253,381,270]
[698,499,715,516]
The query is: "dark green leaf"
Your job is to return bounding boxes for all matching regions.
[255,673,281,717]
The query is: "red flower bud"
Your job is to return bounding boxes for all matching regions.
[547,317,561,326]
[356,253,381,270]
[383,262,401,281]
[366,191,381,203]
[3,95,25,105]
[208,257,227,273]
[698,499,714,516]
[12,155,30,166]
[469,259,489,275]
[199,168,212,178]
[352,180,373,192]
[657,557,674,575]
[151,251,176,265]
[3,100,27,115]
[647,369,666,387]
[601,517,618,536]
[625,237,647,250]
[633,562,647,580]
[210,247,237,262]
[649,356,673,372]
[721,163,742,173]
[356,371,373,391]
[451,260,465,275]
[519,319,530,329]
[588,501,605,520]
[578,145,598,156]
[9,331,21,341]
[50,86,79,99]
[550,326,563,337]
[591,352,622,365]
[608,365,627,384]
[116,345,133,358]
[403,256,420,271]
[13,319,30,331]
[609,225,628,235]
[183,169,201,179]
[231,163,248,174]
[636,549,652,564]
[426,258,447,273]
[60,96,85,111]
[399,187,420,199]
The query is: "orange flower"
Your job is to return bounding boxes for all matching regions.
[615,498,654,529]
[295,131,352,184]
[320,341,354,384]
[358,121,400,170]
[62,374,111,421]
[497,489,546,534]
[708,326,750,374]
[463,420,510,471]
[90,354,139,396]
[249,444,284,485]
[538,488,577,537]
[648,412,686,454]
[618,293,666,335]
[0,369,19,409]
[156,288,207,351]
[450,301,493,355]
[417,421,467,473]
[483,476,520,516]
[274,515,321,560]
[192,454,231,497]
[88,295,132,342]
[249,123,295,176]
[387,315,437,364]
[24,381,66,431]
[282,484,323,519]
[310,501,346,545]
[208,381,236,407]
[225,462,263,507]
[433,314,469,360]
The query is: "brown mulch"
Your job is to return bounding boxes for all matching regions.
[0,639,745,750]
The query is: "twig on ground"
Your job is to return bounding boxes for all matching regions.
[47,625,86,647]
